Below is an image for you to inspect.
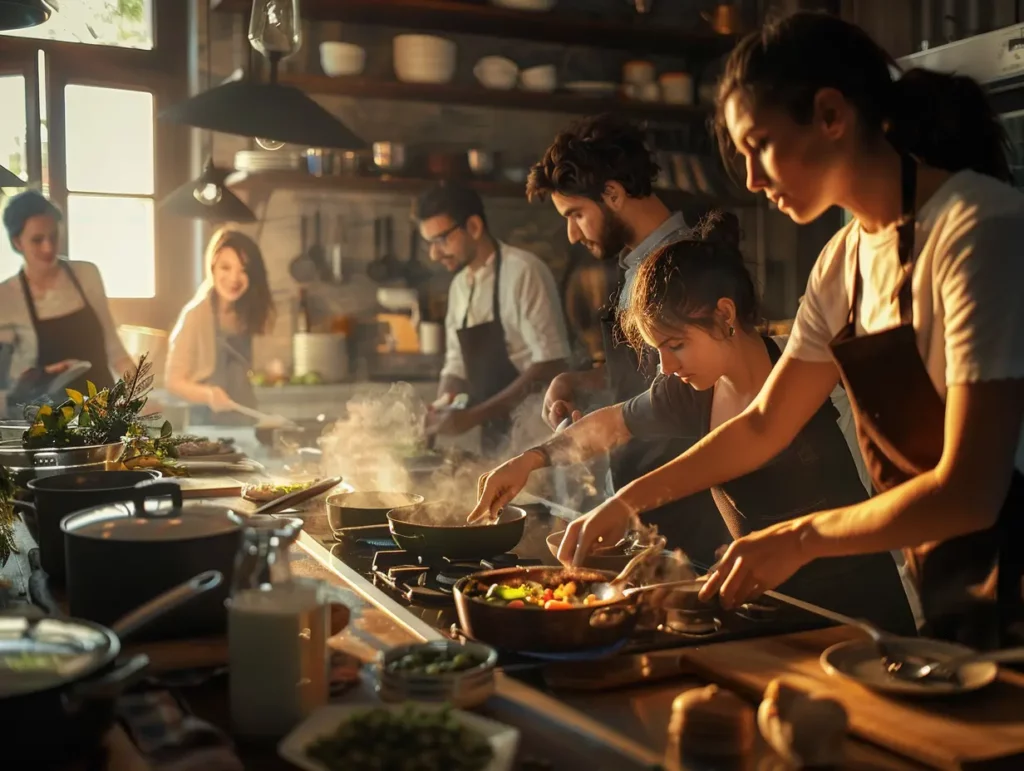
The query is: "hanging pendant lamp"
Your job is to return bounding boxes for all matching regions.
[0,0,51,31]
[0,165,27,187]
[160,157,256,223]
[160,0,256,223]
[159,0,365,151]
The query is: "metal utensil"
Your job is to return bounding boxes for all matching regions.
[889,645,1024,683]
[588,538,668,597]
[764,590,904,670]
[227,400,299,429]
[555,417,572,433]
[289,214,318,284]
[252,476,344,516]
[593,577,705,603]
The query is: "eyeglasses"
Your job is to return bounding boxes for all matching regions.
[422,222,462,247]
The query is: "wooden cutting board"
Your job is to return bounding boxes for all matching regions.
[679,626,1024,770]
[171,476,244,499]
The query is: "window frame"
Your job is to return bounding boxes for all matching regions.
[0,0,192,325]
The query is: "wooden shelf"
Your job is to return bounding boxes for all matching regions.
[283,74,710,122]
[225,170,756,209]
[212,0,734,58]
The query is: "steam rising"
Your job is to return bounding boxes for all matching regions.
[315,384,604,520]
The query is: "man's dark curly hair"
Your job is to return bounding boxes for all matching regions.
[526,114,660,203]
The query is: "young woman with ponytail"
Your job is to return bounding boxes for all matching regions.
[471,211,916,632]
[557,12,1024,649]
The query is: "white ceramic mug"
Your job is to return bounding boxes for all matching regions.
[419,322,444,355]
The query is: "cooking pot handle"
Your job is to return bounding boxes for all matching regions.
[131,478,183,515]
[63,654,150,709]
[111,570,223,641]
[589,604,636,629]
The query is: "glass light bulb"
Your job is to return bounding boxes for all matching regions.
[248,0,302,61]
[195,182,223,205]
[255,137,286,151]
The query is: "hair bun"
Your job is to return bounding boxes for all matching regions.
[695,210,741,250]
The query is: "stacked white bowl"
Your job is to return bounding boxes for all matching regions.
[393,34,457,84]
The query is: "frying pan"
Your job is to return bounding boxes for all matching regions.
[367,216,403,284]
[309,209,332,281]
[404,221,432,285]
[453,565,641,653]
[289,214,318,283]
[386,500,526,559]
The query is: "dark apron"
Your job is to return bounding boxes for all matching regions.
[828,152,1024,649]
[705,337,916,633]
[456,246,520,456]
[19,262,114,394]
[192,301,257,426]
[601,267,729,567]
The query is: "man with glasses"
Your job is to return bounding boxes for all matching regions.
[416,183,570,453]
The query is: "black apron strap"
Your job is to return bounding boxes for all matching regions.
[19,263,91,362]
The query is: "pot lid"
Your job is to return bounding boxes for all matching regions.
[0,616,114,697]
[62,498,243,542]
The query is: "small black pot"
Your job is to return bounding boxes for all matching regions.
[62,481,242,641]
[22,469,159,585]
[1,571,222,768]
[326,490,423,532]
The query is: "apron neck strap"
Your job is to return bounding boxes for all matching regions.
[19,261,86,327]
[849,152,918,327]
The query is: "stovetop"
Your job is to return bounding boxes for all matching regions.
[313,505,835,657]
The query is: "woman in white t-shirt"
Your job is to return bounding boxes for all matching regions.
[558,12,1024,649]
[0,191,134,408]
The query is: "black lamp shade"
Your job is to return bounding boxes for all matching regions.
[160,160,256,224]
[0,0,51,31]
[0,164,27,187]
[159,80,366,150]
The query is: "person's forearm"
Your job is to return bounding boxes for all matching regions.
[801,466,1004,560]
[474,359,568,422]
[618,407,792,515]
[526,404,632,469]
[437,374,467,402]
[112,355,136,381]
[166,377,215,407]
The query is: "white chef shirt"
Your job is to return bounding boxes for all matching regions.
[441,241,570,382]
[788,169,1024,472]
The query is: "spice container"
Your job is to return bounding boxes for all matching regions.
[667,685,754,770]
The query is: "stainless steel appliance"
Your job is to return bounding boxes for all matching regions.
[899,24,1024,187]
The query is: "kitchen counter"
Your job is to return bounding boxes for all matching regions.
[5,432,1012,771]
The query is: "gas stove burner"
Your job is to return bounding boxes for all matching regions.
[736,600,779,622]
[660,611,722,637]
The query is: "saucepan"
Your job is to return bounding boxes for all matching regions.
[387,500,527,560]
[326,491,424,531]
[0,571,223,767]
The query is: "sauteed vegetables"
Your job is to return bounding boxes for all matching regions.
[463,578,600,609]
[305,705,493,771]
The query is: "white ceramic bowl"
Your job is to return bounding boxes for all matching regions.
[393,34,457,84]
[319,42,365,77]
[520,64,556,92]
[474,56,519,90]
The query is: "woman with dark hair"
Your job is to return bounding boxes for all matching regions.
[558,12,1024,649]
[165,228,275,424]
[471,212,916,632]
[0,190,135,401]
